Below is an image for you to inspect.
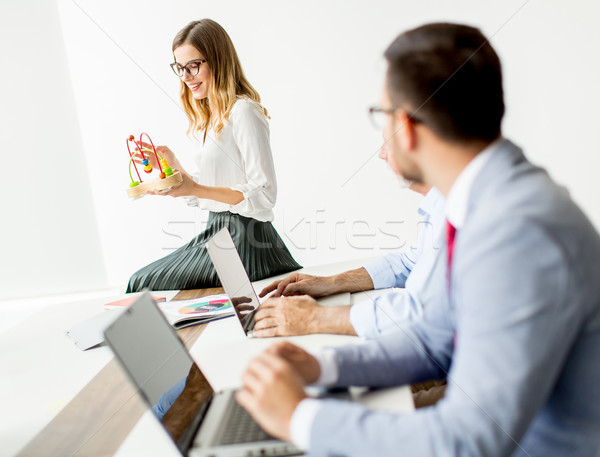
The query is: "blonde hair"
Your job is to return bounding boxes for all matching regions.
[172,19,269,139]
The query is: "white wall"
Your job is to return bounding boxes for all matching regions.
[0,0,107,299]
[10,0,600,293]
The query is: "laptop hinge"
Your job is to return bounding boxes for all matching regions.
[177,393,214,453]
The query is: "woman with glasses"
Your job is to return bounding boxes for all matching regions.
[126,19,301,293]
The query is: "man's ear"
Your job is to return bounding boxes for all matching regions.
[395,110,417,152]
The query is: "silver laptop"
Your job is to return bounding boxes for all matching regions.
[205,228,352,338]
[205,227,265,337]
[104,292,302,457]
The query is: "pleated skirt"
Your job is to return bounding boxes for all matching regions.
[126,211,302,292]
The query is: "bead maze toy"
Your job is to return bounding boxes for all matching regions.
[126,133,182,199]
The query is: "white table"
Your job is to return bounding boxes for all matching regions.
[1,258,412,457]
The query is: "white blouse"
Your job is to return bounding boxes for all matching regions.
[185,97,277,222]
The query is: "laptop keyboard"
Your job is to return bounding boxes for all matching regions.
[219,400,273,445]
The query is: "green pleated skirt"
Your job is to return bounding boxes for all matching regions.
[126,211,302,292]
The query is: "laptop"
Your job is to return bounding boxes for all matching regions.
[104,292,303,457]
[206,228,353,338]
[204,227,268,337]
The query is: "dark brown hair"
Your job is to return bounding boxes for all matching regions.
[384,23,504,143]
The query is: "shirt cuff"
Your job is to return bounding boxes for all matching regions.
[349,299,379,339]
[289,398,324,450]
[183,196,200,207]
[229,183,268,205]
[363,257,398,289]
[308,348,339,386]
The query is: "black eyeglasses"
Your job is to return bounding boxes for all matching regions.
[368,106,423,130]
[170,59,207,77]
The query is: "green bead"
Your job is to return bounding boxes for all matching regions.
[164,167,173,176]
[130,181,140,187]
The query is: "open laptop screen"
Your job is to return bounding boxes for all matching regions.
[104,292,212,453]
[205,227,261,335]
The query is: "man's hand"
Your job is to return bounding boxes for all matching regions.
[259,273,334,298]
[253,296,320,337]
[266,341,321,383]
[235,350,308,442]
[259,267,375,298]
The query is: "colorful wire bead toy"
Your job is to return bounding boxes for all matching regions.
[125,133,182,199]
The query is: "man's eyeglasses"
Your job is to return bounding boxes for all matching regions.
[170,59,207,77]
[368,106,423,130]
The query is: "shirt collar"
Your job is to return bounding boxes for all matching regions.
[446,137,504,229]
[417,186,444,219]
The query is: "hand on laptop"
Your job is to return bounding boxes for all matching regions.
[259,267,375,298]
[236,346,309,442]
[259,273,334,298]
[252,296,320,337]
[266,341,321,383]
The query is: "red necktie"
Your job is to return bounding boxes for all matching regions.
[446,220,457,288]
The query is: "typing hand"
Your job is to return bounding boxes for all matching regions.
[265,341,321,383]
[252,296,319,337]
[236,350,307,442]
[259,273,332,298]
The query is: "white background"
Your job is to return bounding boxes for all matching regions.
[1,0,599,299]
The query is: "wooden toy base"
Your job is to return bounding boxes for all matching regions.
[126,171,183,198]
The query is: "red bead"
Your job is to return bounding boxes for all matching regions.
[128,135,135,141]
[159,172,166,179]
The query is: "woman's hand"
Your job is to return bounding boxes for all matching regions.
[146,168,198,198]
[132,142,182,171]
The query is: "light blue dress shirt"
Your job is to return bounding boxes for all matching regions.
[291,140,600,456]
[350,187,445,338]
